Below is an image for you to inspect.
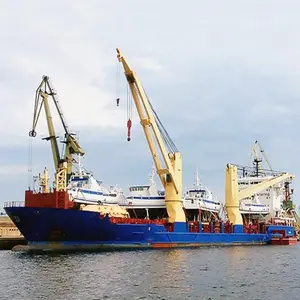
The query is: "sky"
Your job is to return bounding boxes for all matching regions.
[1,0,300,211]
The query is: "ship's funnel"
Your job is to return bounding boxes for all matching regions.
[225,164,243,226]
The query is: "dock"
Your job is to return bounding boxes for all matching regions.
[0,215,27,250]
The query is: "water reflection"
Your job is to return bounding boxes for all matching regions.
[1,245,300,300]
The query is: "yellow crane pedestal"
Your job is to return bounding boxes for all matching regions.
[225,164,244,233]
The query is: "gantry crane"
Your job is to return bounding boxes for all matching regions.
[29,76,85,183]
[117,49,186,225]
[225,164,295,229]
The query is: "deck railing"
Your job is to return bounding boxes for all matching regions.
[4,201,25,208]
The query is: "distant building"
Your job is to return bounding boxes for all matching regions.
[0,216,23,238]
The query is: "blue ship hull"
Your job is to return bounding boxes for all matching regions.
[4,206,295,251]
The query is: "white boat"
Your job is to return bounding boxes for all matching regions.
[67,156,125,206]
[121,167,221,214]
[120,167,165,208]
[238,166,292,217]
[183,170,222,213]
[239,194,270,215]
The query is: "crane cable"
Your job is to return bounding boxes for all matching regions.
[256,141,274,175]
[143,87,178,154]
[116,60,120,106]
[121,74,178,152]
[28,136,33,190]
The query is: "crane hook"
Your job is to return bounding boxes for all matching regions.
[29,130,37,137]
[127,118,132,141]
[116,98,120,106]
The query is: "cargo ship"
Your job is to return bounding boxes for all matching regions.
[4,163,297,251]
[4,49,297,251]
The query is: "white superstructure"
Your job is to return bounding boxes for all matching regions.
[238,141,296,222]
[119,167,165,208]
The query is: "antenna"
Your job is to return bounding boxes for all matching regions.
[77,154,83,177]
[195,165,201,189]
[149,165,156,186]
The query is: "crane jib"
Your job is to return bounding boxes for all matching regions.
[29,75,85,182]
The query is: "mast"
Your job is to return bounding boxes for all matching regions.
[149,165,156,186]
[195,166,201,189]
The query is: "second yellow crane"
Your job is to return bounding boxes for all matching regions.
[29,76,85,186]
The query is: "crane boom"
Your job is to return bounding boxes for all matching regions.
[238,172,294,200]
[117,48,186,224]
[29,82,61,170]
[29,76,85,179]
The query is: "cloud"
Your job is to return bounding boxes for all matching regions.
[0,165,29,177]
[136,58,163,72]
[1,0,300,208]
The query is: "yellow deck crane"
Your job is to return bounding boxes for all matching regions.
[117,49,186,226]
[225,164,295,231]
[29,76,85,189]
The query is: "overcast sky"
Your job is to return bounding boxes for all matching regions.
[1,0,300,210]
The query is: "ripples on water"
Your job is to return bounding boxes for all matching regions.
[1,245,299,300]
